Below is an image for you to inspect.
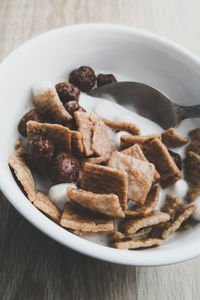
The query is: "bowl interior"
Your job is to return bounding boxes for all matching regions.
[0,24,200,266]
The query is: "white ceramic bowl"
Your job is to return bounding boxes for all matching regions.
[0,24,200,266]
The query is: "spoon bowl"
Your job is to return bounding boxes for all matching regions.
[89,82,200,129]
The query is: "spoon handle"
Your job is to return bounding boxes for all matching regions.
[176,104,200,121]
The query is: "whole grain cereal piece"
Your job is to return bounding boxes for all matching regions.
[70,130,84,157]
[80,162,128,210]
[82,156,108,165]
[107,151,155,204]
[34,88,72,124]
[121,144,160,183]
[168,150,182,170]
[8,152,37,202]
[142,138,182,188]
[184,151,200,202]
[184,151,200,187]
[152,194,196,239]
[60,203,114,232]
[150,194,182,238]
[120,134,161,150]
[111,227,152,241]
[103,119,140,135]
[121,144,148,161]
[34,191,60,222]
[110,238,163,249]
[186,187,200,202]
[161,128,188,148]
[125,186,160,217]
[186,128,200,156]
[188,128,200,140]
[161,194,182,216]
[74,111,97,156]
[73,230,112,236]
[92,121,113,159]
[161,204,196,240]
[68,188,125,218]
[120,211,170,235]
[27,121,72,153]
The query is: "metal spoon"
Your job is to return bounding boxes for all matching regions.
[88,82,200,129]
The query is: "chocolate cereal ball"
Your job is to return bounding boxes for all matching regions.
[18,109,47,137]
[55,82,80,104]
[22,135,54,170]
[97,74,117,87]
[168,150,182,170]
[48,152,80,184]
[64,100,86,117]
[69,66,96,92]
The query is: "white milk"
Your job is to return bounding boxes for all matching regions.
[49,183,77,211]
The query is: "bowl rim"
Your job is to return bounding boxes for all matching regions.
[1,23,200,266]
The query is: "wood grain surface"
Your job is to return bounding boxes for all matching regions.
[1,1,200,299]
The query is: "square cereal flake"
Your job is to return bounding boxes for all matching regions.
[60,203,114,232]
[67,187,125,218]
[107,151,155,204]
[80,162,128,210]
[142,138,182,188]
[34,88,72,124]
[8,152,37,202]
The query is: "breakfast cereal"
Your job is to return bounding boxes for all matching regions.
[120,134,161,149]
[9,65,200,251]
[103,119,140,135]
[34,191,60,222]
[110,238,163,249]
[67,188,125,218]
[142,138,182,188]
[161,127,189,148]
[60,203,114,232]
[92,121,113,159]
[120,211,170,235]
[107,151,155,204]
[80,162,128,210]
[34,88,72,124]
[125,186,160,217]
[8,152,37,202]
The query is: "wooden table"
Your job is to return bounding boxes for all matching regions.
[1,1,200,299]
